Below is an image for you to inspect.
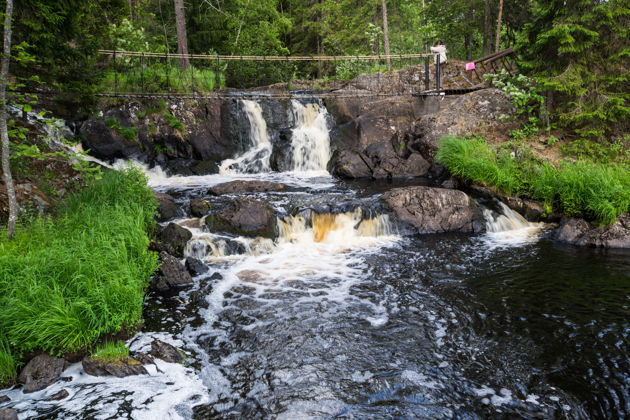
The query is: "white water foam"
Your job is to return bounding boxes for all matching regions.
[482,201,546,247]
[219,100,272,174]
[289,100,331,172]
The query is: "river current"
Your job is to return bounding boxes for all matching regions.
[1,100,628,419]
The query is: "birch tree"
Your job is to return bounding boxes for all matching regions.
[1,0,17,238]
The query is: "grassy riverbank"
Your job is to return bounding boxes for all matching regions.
[436,136,630,225]
[0,169,157,385]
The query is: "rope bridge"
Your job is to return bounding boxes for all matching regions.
[92,49,515,99]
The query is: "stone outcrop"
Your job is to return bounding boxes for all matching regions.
[155,193,178,222]
[159,223,192,258]
[18,354,66,393]
[209,180,288,195]
[0,408,18,420]
[185,257,208,277]
[206,197,276,238]
[382,186,484,233]
[82,357,148,377]
[189,198,212,217]
[153,251,193,291]
[556,215,630,248]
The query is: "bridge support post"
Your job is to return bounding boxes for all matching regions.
[424,56,429,90]
[435,56,441,91]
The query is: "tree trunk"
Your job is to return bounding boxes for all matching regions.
[1,0,17,238]
[483,0,493,55]
[174,0,190,69]
[381,0,392,71]
[495,0,504,52]
[464,3,474,60]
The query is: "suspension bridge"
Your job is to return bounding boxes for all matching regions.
[92,48,515,100]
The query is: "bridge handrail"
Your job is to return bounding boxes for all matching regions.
[97,50,437,62]
[473,47,514,65]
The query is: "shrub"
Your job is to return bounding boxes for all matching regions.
[0,169,158,366]
[0,338,17,386]
[91,341,130,363]
[164,113,185,132]
[436,136,630,225]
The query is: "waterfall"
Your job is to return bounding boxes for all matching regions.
[278,208,395,245]
[219,100,272,174]
[288,100,331,172]
[482,201,545,244]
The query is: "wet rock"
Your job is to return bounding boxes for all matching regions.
[46,389,69,401]
[185,257,209,276]
[556,215,630,248]
[150,340,185,363]
[327,150,372,179]
[206,197,276,238]
[159,223,192,258]
[155,193,178,222]
[79,118,141,162]
[440,177,460,189]
[82,357,148,378]
[18,354,66,393]
[132,353,155,365]
[209,180,287,195]
[382,186,484,233]
[190,198,212,217]
[153,251,193,291]
[192,159,220,175]
[0,396,9,403]
[0,408,18,420]
[501,196,547,222]
[365,140,430,179]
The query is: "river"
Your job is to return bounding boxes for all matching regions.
[2,99,628,419]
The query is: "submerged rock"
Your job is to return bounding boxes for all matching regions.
[18,354,66,393]
[46,389,70,401]
[150,340,185,364]
[209,180,288,195]
[155,193,178,222]
[159,223,192,258]
[82,357,148,378]
[206,197,276,238]
[0,396,8,403]
[153,252,193,291]
[185,257,209,276]
[0,408,18,420]
[556,215,630,248]
[382,186,484,233]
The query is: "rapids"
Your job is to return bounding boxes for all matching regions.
[1,100,628,420]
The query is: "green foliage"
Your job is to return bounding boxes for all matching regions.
[101,64,222,94]
[517,0,629,143]
[164,113,185,132]
[0,169,158,357]
[0,338,17,386]
[436,136,630,225]
[91,341,130,363]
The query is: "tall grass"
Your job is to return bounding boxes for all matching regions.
[101,64,224,93]
[436,136,630,225]
[0,169,158,381]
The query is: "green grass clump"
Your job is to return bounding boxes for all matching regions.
[91,341,130,363]
[0,168,158,379]
[0,338,17,385]
[164,113,185,132]
[436,136,630,225]
[101,64,222,94]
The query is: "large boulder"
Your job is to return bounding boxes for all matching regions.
[153,251,193,291]
[79,118,142,162]
[382,186,484,233]
[327,150,372,179]
[556,215,630,248]
[155,193,178,222]
[150,340,185,364]
[206,197,276,238]
[159,223,192,258]
[408,88,514,160]
[18,354,66,393]
[209,180,288,195]
[82,357,148,377]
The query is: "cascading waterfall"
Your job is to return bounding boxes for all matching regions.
[288,100,331,172]
[219,100,273,174]
[482,201,544,243]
